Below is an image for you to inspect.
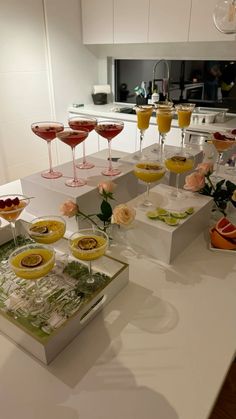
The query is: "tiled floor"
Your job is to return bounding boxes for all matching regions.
[209,361,236,419]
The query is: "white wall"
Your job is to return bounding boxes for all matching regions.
[0,0,99,185]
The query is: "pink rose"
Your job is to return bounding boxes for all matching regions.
[60,200,78,217]
[196,162,214,175]
[112,204,136,226]
[184,172,205,192]
[97,181,116,195]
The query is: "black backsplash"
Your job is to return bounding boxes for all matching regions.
[115,59,236,112]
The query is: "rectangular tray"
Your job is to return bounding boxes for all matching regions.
[0,220,129,364]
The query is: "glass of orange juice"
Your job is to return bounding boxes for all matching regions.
[134,105,153,160]
[156,107,174,161]
[133,161,166,206]
[165,151,194,198]
[175,103,195,147]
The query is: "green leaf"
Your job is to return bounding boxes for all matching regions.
[226,180,236,194]
[100,200,112,219]
[215,179,225,191]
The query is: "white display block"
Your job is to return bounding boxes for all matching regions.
[21,156,144,231]
[119,184,213,264]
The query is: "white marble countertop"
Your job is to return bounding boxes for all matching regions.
[0,153,236,419]
[68,103,236,133]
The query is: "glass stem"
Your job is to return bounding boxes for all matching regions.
[82,142,86,164]
[181,128,185,148]
[140,130,144,154]
[10,221,17,246]
[108,140,113,172]
[47,141,53,173]
[160,133,166,161]
[34,280,43,304]
[71,146,78,182]
[87,260,94,284]
[215,152,223,177]
[146,182,150,200]
[176,173,180,195]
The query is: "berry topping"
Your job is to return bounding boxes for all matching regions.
[5,198,13,207]
[12,197,20,206]
[0,200,5,209]
[21,254,43,268]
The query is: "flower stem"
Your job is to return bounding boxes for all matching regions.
[77,211,102,230]
[206,175,227,216]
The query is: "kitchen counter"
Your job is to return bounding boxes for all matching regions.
[0,149,236,419]
[68,103,236,133]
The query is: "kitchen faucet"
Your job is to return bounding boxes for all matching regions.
[152,59,170,100]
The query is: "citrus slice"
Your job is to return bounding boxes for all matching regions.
[77,237,98,250]
[170,211,188,219]
[146,211,160,219]
[210,228,236,250]
[21,254,43,268]
[215,217,236,239]
[185,207,194,215]
[30,225,49,235]
[156,208,170,217]
[163,216,179,226]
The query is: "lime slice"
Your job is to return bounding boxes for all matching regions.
[164,217,179,226]
[77,237,98,250]
[170,211,188,219]
[146,211,160,219]
[156,208,170,217]
[21,254,43,268]
[185,207,194,215]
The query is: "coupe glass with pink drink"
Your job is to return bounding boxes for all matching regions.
[68,115,97,169]
[56,128,88,187]
[95,120,124,176]
[31,121,64,179]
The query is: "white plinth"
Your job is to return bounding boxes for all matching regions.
[119,183,213,264]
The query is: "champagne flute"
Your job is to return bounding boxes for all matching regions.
[156,107,174,161]
[95,120,124,176]
[165,151,194,198]
[69,229,108,285]
[134,106,153,160]
[31,121,64,179]
[0,194,30,246]
[68,115,97,169]
[56,128,88,187]
[133,161,166,207]
[175,103,195,148]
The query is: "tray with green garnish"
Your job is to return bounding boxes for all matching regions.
[0,220,129,364]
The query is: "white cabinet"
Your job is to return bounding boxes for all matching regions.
[114,0,149,43]
[189,0,235,41]
[148,0,191,42]
[110,120,137,153]
[81,0,113,44]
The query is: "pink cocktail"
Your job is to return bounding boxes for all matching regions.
[56,128,88,187]
[31,121,64,179]
[95,120,124,176]
[68,116,97,169]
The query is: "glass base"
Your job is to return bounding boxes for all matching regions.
[65,178,86,187]
[77,161,95,169]
[41,170,62,179]
[133,152,147,161]
[102,168,121,176]
[141,200,153,207]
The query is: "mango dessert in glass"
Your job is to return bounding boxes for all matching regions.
[156,107,174,160]
[69,229,108,284]
[175,103,195,147]
[134,105,153,160]
[165,151,194,198]
[0,194,30,246]
[28,216,66,244]
[9,244,55,310]
[134,161,166,207]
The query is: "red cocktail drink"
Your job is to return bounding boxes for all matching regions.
[68,116,97,169]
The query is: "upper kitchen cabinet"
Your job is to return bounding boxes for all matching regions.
[81,0,113,44]
[189,0,235,41]
[114,0,149,43]
[148,0,191,42]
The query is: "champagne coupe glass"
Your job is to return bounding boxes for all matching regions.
[165,151,194,198]
[211,132,235,178]
[28,216,66,245]
[31,121,64,179]
[156,106,174,161]
[0,194,30,246]
[56,128,88,187]
[9,243,55,311]
[175,104,195,147]
[95,120,124,176]
[134,106,153,160]
[69,229,108,285]
[68,115,97,169]
[133,161,166,207]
